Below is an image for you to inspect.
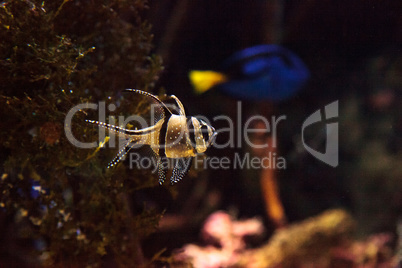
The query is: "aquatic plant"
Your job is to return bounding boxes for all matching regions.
[0,0,163,266]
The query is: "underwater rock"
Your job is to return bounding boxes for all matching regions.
[238,209,355,268]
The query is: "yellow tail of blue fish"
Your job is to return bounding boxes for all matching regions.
[189,70,228,94]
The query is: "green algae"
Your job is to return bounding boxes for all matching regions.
[0,0,163,266]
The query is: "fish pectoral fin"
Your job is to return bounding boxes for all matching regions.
[170,157,193,184]
[189,70,227,94]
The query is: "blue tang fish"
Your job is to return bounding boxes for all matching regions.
[189,44,309,101]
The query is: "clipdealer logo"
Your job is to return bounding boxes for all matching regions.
[301,101,339,167]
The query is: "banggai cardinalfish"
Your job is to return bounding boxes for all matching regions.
[86,89,217,184]
[189,44,310,101]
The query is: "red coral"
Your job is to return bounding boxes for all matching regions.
[175,211,264,268]
[39,122,62,145]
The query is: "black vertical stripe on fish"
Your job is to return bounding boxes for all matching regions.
[156,114,169,184]
[200,124,209,142]
[187,116,197,147]
[158,115,169,157]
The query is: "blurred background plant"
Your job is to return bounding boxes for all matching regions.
[143,0,401,266]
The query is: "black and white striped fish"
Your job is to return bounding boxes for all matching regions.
[86,89,217,184]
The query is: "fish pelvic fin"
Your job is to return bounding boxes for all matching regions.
[189,70,227,94]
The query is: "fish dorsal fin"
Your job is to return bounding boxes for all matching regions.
[126,89,187,118]
[125,89,173,121]
[169,95,186,117]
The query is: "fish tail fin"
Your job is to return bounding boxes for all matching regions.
[189,70,228,94]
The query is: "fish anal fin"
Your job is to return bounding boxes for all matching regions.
[157,156,168,185]
[131,145,167,185]
[170,157,193,184]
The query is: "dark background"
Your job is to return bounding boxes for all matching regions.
[140,0,402,253]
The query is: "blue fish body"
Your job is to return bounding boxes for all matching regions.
[191,45,310,101]
[220,45,309,101]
